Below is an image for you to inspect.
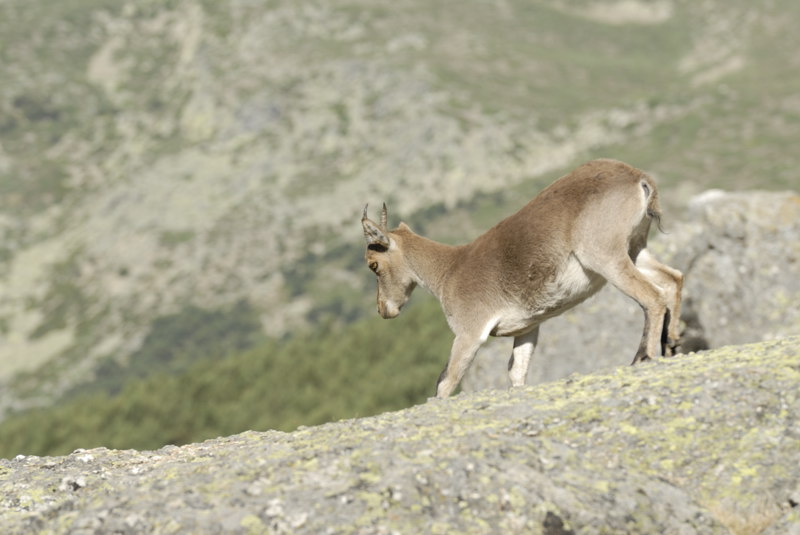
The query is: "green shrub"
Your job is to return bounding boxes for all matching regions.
[0,297,453,458]
[76,300,263,397]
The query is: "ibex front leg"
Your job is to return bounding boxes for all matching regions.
[436,335,485,398]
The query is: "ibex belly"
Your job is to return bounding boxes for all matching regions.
[492,254,605,337]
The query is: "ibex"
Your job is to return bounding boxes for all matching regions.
[362,159,683,398]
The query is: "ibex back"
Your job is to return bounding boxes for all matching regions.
[361,159,683,398]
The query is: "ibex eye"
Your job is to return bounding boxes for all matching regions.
[369,262,379,273]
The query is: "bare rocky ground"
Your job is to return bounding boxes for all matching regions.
[1,337,798,534]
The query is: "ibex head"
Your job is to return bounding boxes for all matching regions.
[361,203,417,319]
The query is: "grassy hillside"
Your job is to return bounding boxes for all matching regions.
[1,0,799,423]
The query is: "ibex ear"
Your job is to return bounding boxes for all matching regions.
[361,204,390,248]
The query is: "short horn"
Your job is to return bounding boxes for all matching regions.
[362,216,390,247]
[362,203,369,222]
[380,203,388,228]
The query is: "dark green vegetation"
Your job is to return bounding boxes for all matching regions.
[0,297,451,457]
[72,300,263,398]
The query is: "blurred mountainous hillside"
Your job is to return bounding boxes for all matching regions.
[1,0,799,416]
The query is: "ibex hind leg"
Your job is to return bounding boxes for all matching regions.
[588,257,667,364]
[660,308,672,357]
[508,327,539,387]
[635,250,684,355]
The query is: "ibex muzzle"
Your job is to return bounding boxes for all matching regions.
[361,159,684,398]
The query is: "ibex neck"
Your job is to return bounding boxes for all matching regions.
[396,228,460,300]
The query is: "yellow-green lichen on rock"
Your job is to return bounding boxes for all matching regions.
[0,337,798,534]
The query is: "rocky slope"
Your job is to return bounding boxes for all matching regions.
[1,337,798,534]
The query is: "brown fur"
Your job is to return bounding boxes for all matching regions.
[362,159,683,398]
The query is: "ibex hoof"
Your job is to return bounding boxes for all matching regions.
[664,338,681,357]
